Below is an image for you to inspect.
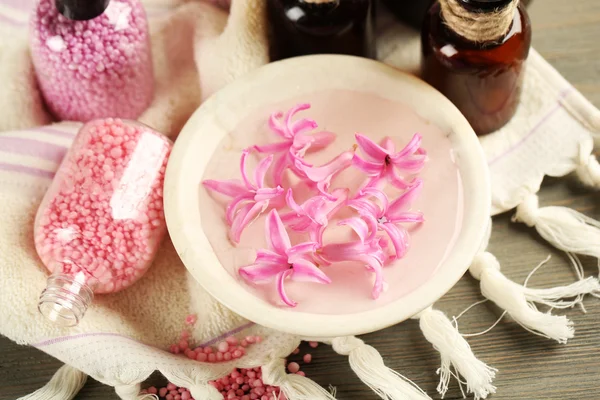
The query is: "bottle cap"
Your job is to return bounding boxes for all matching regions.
[55,0,111,20]
[459,0,514,12]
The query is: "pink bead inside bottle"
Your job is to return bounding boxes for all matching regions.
[29,0,154,122]
[35,118,171,326]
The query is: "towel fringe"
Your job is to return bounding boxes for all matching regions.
[261,356,337,400]
[512,194,600,266]
[413,307,496,399]
[17,364,87,400]
[115,383,159,400]
[575,140,600,189]
[470,252,600,343]
[331,336,431,400]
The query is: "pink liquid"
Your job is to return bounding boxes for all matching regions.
[35,118,171,294]
[29,0,154,122]
[199,89,464,314]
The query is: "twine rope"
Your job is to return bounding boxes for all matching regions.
[439,0,519,43]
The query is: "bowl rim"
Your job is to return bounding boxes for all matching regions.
[164,55,491,338]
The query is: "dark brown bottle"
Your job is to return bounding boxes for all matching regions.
[267,0,376,61]
[421,0,531,135]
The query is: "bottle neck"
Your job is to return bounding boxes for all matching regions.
[439,0,519,44]
[55,0,111,21]
[38,273,94,327]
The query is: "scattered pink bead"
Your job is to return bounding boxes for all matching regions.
[292,348,300,355]
[303,354,312,363]
[181,392,191,400]
[224,352,232,361]
[241,339,248,347]
[208,353,217,362]
[166,395,174,400]
[226,337,239,346]
[181,330,190,339]
[233,350,243,358]
[217,352,224,361]
[287,362,300,373]
[147,387,158,395]
[308,341,319,348]
[174,395,181,400]
[159,388,168,397]
[218,341,230,352]
[185,314,198,325]
[167,383,177,391]
[246,336,256,344]
[296,371,306,377]
[196,352,208,362]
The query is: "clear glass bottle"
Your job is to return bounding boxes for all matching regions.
[29,0,154,122]
[421,0,532,135]
[267,0,376,61]
[35,118,171,326]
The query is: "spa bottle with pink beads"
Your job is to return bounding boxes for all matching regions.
[29,0,154,122]
[35,118,171,326]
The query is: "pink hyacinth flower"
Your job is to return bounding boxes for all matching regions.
[353,133,427,190]
[346,180,424,258]
[203,150,284,243]
[296,148,355,200]
[320,223,387,299]
[239,210,332,307]
[280,187,348,243]
[253,104,336,185]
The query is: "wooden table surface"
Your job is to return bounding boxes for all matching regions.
[3,0,600,399]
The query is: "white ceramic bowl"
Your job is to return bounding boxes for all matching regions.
[164,55,491,338]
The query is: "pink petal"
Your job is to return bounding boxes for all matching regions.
[389,212,424,224]
[348,198,381,219]
[285,189,303,215]
[265,209,292,254]
[391,133,422,160]
[230,203,253,243]
[285,104,311,135]
[380,137,395,153]
[240,150,255,189]
[355,133,389,161]
[362,258,384,299]
[252,141,291,154]
[301,150,354,182]
[309,225,327,245]
[239,262,287,283]
[268,112,288,139]
[277,270,297,307]
[286,242,318,261]
[254,187,283,202]
[338,217,370,243]
[358,187,389,216]
[386,168,411,190]
[290,118,318,136]
[226,194,252,225]
[307,131,336,151]
[380,223,409,258]
[387,179,424,219]
[353,154,384,176]
[231,201,267,243]
[256,249,287,266]
[203,179,248,198]
[272,153,289,186]
[392,156,427,172]
[291,258,332,284]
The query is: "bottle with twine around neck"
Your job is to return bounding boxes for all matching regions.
[267,0,376,61]
[421,0,532,135]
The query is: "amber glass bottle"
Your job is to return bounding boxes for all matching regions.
[421,0,531,135]
[267,0,376,61]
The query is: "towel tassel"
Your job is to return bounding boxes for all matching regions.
[17,364,87,400]
[413,307,496,399]
[470,252,600,343]
[330,336,431,400]
[575,140,600,189]
[115,383,159,400]
[261,356,337,400]
[512,194,600,265]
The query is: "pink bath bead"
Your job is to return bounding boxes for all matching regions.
[231,370,241,378]
[181,392,191,400]
[159,388,169,397]
[218,341,230,352]
[179,340,189,351]
[308,341,319,348]
[292,348,300,355]
[247,371,256,379]
[252,379,263,388]
[185,314,198,325]
[287,362,300,373]
[181,330,190,339]
[254,387,265,395]
[240,339,248,347]
[250,394,258,400]
[224,352,232,361]
[167,383,177,391]
[170,390,179,396]
[303,354,312,363]
[147,387,158,395]
[217,352,224,361]
[296,371,306,377]
[226,337,239,345]
[242,396,250,400]
[196,352,208,362]
[255,337,262,343]
[204,347,213,354]
[29,0,154,122]
[208,353,217,362]
[233,350,243,358]
[236,377,244,385]
[245,336,256,344]
[174,395,181,400]
[186,350,197,360]
[166,395,174,400]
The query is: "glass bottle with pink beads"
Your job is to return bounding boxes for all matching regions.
[35,118,171,326]
[29,0,154,122]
